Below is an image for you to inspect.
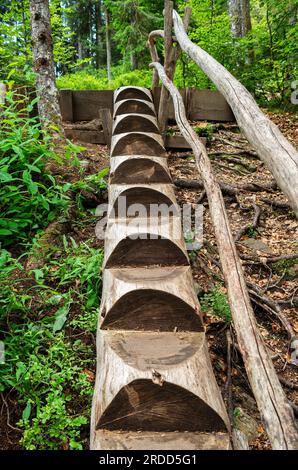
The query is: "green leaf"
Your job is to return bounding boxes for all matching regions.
[22,402,31,421]
[0,229,13,235]
[16,361,26,381]
[0,170,13,182]
[53,297,72,333]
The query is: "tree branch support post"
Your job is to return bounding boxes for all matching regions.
[155,3,191,137]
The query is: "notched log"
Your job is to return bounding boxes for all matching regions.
[111,132,166,158]
[114,99,156,117]
[35,57,49,69]
[114,86,152,103]
[110,156,172,184]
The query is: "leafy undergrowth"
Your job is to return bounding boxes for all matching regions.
[56,67,152,90]
[0,239,104,450]
[0,91,83,247]
[0,93,108,450]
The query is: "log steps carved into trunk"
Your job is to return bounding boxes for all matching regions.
[114,98,156,117]
[114,86,152,103]
[113,113,159,135]
[90,86,230,450]
[110,132,166,158]
[110,156,172,184]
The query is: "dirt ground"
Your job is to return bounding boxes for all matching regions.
[66,110,297,449]
[1,110,297,450]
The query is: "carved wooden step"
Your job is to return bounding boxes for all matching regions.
[108,183,179,218]
[114,86,152,103]
[111,131,166,157]
[100,266,202,331]
[113,113,159,134]
[90,330,229,449]
[104,217,188,268]
[110,155,172,184]
[114,98,156,117]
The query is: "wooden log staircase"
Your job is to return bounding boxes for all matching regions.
[90,86,230,450]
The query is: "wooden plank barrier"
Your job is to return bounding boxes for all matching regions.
[90,86,230,450]
[59,88,235,123]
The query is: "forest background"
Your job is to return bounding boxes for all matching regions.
[0,0,297,108]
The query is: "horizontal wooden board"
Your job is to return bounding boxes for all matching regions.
[166,135,206,149]
[152,87,188,121]
[64,128,206,149]
[65,128,106,144]
[188,89,235,122]
[60,88,235,123]
[60,90,114,122]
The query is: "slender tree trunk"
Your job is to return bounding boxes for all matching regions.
[77,34,83,60]
[130,52,138,70]
[29,0,63,133]
[240,0,252,36]
[228,0,252,37]
[104,6,112,82]
[228,0,242,37]
[130,3,138,70]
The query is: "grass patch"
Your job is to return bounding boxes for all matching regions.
[200,286,232,323]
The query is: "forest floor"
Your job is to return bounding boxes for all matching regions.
[1,110,297,450]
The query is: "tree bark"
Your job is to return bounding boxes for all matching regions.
[95,0,103,68]
[158,0,174,134]
[150,61,298,450]
[29,0,63,133]
[228,0,252,38]
[104,6,112,82]
[172,9,298,218]
[91,85,230,450]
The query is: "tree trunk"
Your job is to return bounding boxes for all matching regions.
[228,0,242,37]
[104,6,112,82]
[130,52,138,71]
[29,0,63,133]
[172,9,298,218]
[95,0,103,68]
[228,0,253,63]
[150,60,298,450]
[240,0,252,37]
[91,86,230,450]
[155,4,191,135]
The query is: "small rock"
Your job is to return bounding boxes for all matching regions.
[240,238,271,253]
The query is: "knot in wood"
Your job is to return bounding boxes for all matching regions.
[35,57,49,69]
[38,31,50,43]
[152,369,164,386]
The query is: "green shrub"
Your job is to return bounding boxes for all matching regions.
[0,92,72,246]
[57,69,109,90]
[193,123,215,143]
[57,67,152,90]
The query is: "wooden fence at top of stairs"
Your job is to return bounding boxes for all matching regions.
[90,85,230,451]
